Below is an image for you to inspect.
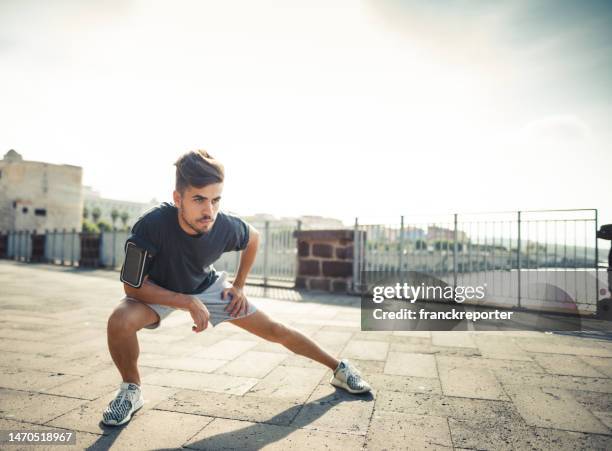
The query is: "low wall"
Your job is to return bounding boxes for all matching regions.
[294,229,361,293]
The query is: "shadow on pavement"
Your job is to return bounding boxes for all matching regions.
[153,389,373,451]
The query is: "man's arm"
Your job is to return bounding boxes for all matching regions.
[124,277,191,310]
[124,277,210,332]
[223,224,260,316]
[232,224,260,289]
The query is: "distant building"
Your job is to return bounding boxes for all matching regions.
[427,225,468,242]
[242,213,344,229]
[83,186,158,229]
[0,150,83,232]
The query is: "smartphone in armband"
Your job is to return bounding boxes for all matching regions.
[120,241,149,288]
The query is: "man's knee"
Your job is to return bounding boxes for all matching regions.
[107,304,142,335]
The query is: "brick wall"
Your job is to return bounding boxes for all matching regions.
[294,229,361,293]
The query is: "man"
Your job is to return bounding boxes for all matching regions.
[103,150,371,426]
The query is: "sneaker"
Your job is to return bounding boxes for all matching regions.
[102,382,144,426]
[330,359,372,394]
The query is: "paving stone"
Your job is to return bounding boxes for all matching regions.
[42,366,158,400]
[392,331,431,338]
[376,390,515,422]
[515,340,612,357]
[0,338,64,355]
[436,355,544,373]
[367,374,442,395]
[438,364,508,401]
[0,417,106,451]
[246,366,327,403]
[389,342,481,357]
[291,384,375,436]
[365,410,453,450]
[252,340,293,354]
[533,354,607,377]
[579,356,612,378]
[495,369,612,393]
[47,384,177,435]
[144,368,259,395]
[191,338,258,360]
[0,353,88,376]
[280,354,327,369]
[0,367,80,392]
[384,352,438,378]
[431,332,477,349]
[0,328,63,342]
[351,331,394,342]
[472,334,534,361]
[341,340,389,361]
[215,351,287,378]
[184,417,366,450]
[503,385,610,434]
[312,330,354,348]
[0,388,87,424]
[157,388,302,426]
[570,390,612,412]
[139,353,228,373]
[101,409,212,450]
[592,411,612,430]
[525,427,612,450]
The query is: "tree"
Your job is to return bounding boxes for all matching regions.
[83,206,89,219]
[92,207,101,223]
[97,220,112,232]
[82,219,99,233]
[110,209,119,229]
[120,212,129,230]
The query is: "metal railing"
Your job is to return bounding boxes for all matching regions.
[353,209,604,314]
[0,221,302,287]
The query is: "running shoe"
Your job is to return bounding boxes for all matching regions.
[102,382,144,426]
[330,359,372,394]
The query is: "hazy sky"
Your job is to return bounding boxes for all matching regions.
[1,0,611,225]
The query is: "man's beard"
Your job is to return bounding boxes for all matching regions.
[181,210,213,235]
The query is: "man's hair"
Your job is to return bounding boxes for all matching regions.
[174,150,224,194]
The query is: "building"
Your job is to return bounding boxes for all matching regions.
[426,225,468,242]
[83,186,158,229]
[0,150,83,232]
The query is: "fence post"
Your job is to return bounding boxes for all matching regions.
[517,211,522,309]
[112,228,117,269]
[352,217,360,293]
[263,221,269,286]
[398,215,404,273]
[595,209,599,304]
[453,213,458,289]
[71,229,76,266]
[61,229,66,265]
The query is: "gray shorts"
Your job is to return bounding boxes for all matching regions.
[123,271,258,330]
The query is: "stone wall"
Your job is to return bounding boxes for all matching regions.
[294,229,362,293]
[0,151,83,232]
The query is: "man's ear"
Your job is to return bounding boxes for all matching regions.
[173,190,181,207]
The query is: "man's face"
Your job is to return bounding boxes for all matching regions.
[173,183,223,235]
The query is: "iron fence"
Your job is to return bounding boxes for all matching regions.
[0,221,302,286]
[353,209,605,314]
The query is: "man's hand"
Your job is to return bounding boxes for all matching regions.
[186,296,210,333]
[222,285,249,317]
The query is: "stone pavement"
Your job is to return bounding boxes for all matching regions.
[0,260,611,450]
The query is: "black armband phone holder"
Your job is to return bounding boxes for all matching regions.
[120,235,158,288]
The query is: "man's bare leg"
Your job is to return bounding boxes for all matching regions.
[107,300,160,385]
[230,310,339,370]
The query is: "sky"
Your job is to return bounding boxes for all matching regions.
[1,0,611,226]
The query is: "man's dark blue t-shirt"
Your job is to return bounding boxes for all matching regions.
[127,202,250,294]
